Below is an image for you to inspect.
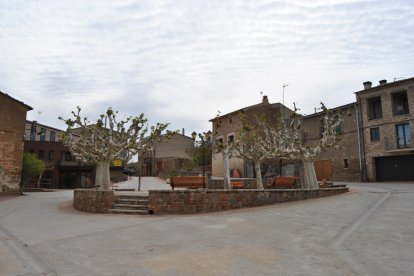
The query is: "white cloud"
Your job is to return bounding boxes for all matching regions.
[0,0,413,132]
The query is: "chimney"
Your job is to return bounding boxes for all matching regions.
[363,81,372,90]
[262,95,269,104]
[182,128,185,135]
[379,79,387,86]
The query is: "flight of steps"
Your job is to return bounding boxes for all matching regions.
[109,195,151,215]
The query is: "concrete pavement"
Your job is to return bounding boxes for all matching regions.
[1,180,413,275]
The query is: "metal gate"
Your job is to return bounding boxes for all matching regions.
[375,155,414,181]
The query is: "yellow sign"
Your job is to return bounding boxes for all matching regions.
[113,159,123,167]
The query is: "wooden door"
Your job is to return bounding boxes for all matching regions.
[313,159,333,181]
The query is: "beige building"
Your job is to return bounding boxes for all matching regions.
[141,132,195,178]
[0,91,32,195]
[302,103,362,182]
[210,95,294,179]
[356,77,414,181]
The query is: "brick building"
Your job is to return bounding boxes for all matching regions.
[356,78,414,181]
[0,91,32,195]
[302,103,362,182]
[24,121,126,189]
[210,95,294,179]
[24,121,94,189]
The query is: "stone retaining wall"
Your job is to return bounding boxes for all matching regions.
[73,189,117,213]
[148,187,348,214]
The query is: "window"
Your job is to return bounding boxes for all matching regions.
[65,152,74,161]
[368,97,383,120]
[396,123,411,148]
[216,135,224,145]
[343,159,349,169]
[227,134,235,144]
[38,150,45,160]
[50,131,56,142]
[333,115,341,134]
[30,124,36,141]
[49,150,54,160]
[40,128,46,141]
[370,127,380,141]
[392,91,409,115]
[319,116,341,137]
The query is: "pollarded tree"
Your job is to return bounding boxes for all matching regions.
[268,103,342,189]
[211,112,241,190]
[60,107,169,190]
[234,114,283,190]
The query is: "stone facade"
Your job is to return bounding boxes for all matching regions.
[147,187,348,214]
[0,92,32,195]
[356,78,414,181]
[73,189,118,213]
[302,103,362,181]
[210,95,294,179]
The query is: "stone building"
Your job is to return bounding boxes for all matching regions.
[302,103,362,181]
[0,91,32,195]
[210,95,294,179]
[141,132,195,178]
[356,77,414,181]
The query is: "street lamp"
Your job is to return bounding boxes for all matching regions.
[192,131,212,189]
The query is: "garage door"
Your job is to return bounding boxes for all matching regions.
[375,155,414,181]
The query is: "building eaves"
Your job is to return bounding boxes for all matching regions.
[26,120,65,133]
[354,77,414,95]
[302,102,357,119]
[209,102,284,122]
[1,91,33,111]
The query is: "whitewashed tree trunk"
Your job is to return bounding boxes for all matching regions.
[95,163,103,188]
[101,161,111,190]
[300,160,318,189]
[222,150,232,190]
[95,162,111,190]
[254,161,264,190]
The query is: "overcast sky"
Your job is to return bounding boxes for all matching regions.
[1,0,413,134]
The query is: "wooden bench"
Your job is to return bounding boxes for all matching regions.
[170,176,206,190]
[231,181,244,189]
[267,176,296,189]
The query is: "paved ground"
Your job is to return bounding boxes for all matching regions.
[1,179,413,275]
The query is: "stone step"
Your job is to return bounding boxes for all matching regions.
[118,195,148,199]
[116,199,148,204]
[112,204,148,210]
[109,209,150,215]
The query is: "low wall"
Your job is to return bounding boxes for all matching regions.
[148,187,348,214]
[73,189,117,213]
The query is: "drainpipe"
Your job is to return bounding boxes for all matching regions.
[356,95,367,181]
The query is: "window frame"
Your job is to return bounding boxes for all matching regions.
[50,131,56,142]
[392,91,409,116]
[39,128,46,141]
[370,127,380,141]
[396,123,411,148]
[367,96,383,120]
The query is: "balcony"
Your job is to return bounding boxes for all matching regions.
[384,137,413,153]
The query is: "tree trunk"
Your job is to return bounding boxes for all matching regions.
[300,159,319,189]
[254,160,264,190]
[95,162,111,190]
[101,161,111,190]
[95,163,103,188]
[222,150,231,190]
